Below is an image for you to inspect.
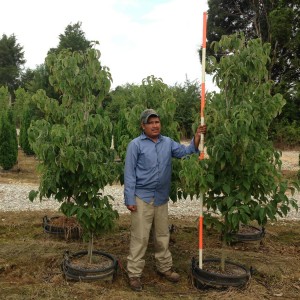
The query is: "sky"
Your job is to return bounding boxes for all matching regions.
[1,0,214,90]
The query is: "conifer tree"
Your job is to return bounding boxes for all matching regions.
[0,111,18,170]
[20,106,34,155]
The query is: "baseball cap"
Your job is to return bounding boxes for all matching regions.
[140,109,160,124]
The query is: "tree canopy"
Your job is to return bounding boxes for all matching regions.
[181,34,298,248]
[22,22,93,102]
[28,48,117,259]
[205,0,300,125]
[48,22,92,55]
[0,34,25,96]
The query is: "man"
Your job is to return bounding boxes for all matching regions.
[124,108,207,291]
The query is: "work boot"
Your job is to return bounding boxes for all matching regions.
[157,269,180,282]
[129,277,142,291]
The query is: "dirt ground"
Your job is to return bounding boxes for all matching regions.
[0,150,40,185]
[0,149,300,299]
[0,211,300,300]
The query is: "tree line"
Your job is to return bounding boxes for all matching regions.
[0,22,201,170]
[0,1,299,170]
[204,0,300,146]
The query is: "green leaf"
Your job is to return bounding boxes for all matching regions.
[243,181,250,191]
[224,196,235,208]
[223,184,231,195]
[28,190,39,202]
[232,214,240,229]
[240,205,251,215]
[258,207,266,223]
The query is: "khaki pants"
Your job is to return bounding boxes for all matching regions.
[127,197,172,278]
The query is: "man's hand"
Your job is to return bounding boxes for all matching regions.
[127,205,137,212]
[196,124,207,135]
[194,124,207,148]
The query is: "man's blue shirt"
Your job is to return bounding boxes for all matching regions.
[124,132,199,206]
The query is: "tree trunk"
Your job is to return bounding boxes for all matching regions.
[220,239,227,272]
[88,232,94,264]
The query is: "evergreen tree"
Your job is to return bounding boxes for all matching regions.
[7,108,18,157]
[0,112,18,170]
[0,86,10,113]
[25,64,61,100]
[171,79,199,139]
[20,106,34,155]
[0,34,25,97]
[13,87,32,127]
[48,22,92,55]
[204,0,300,135]
[26,22,92,103]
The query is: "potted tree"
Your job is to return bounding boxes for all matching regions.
[179,33,299,288]
[28,47,119,281]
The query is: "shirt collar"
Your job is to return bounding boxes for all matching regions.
[141,132,163,142]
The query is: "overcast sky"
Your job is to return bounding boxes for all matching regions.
[1,0,214,90]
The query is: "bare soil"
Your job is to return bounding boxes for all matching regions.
[0,150,40,185]
[0,149,300,299]
[68,252,115,270]
[0,211,300,299]
[200,259,248,276]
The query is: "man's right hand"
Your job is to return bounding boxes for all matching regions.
[127,205,137,212]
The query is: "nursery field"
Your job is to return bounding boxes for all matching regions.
[0,211,300,300]
[0,150,300,300]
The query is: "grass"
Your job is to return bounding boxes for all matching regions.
[0,149,300,299]
[0,211,300,299]
[0,150,39,185]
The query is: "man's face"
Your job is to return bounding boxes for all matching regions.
[142,116,161,140]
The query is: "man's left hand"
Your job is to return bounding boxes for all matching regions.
[196,124,207,135]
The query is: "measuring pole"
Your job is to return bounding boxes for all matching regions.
[198,11,207,269]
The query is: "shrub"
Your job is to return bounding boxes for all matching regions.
[0,111,18,170]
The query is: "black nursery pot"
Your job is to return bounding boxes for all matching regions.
[42,215,81,240]
[62,250,118,282]
[43,216,65,235]
[231,225,265,243]
[191,257,251,289]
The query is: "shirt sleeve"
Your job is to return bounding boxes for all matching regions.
[171,137,200,158]
[124,141,138,206]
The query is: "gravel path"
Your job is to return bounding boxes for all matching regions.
[0,151,299,219]
[280,151,299,171]
[0,183,299,220]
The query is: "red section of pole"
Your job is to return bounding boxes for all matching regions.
[199,216,203,249]
[198,11,207,269]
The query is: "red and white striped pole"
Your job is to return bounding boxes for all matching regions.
[198,11,207,269]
